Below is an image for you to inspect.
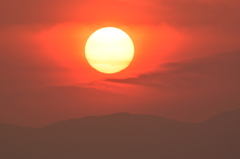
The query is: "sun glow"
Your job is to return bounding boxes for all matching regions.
[85,27,134,74]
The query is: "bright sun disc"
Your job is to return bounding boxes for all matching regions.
[85,27,134,74]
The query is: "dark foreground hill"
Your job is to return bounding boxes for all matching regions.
[0,110,239,159]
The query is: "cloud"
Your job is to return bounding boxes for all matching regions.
[0,0,86,24]
[106,50,240,89]
[151,0,240,29]
[0,0,151,25]
[1,0,239,30]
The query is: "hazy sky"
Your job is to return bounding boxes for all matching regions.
[0,0,240,127]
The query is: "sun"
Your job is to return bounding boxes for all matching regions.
[85,27,134,74]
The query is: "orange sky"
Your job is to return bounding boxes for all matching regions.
[0,0,240,127]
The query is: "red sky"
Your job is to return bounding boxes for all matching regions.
[0,0,240,127]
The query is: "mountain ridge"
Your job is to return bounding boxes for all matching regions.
[1,109,240,129]
[0,109,239,159]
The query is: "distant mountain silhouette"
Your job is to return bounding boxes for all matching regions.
[0,110,239,159]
